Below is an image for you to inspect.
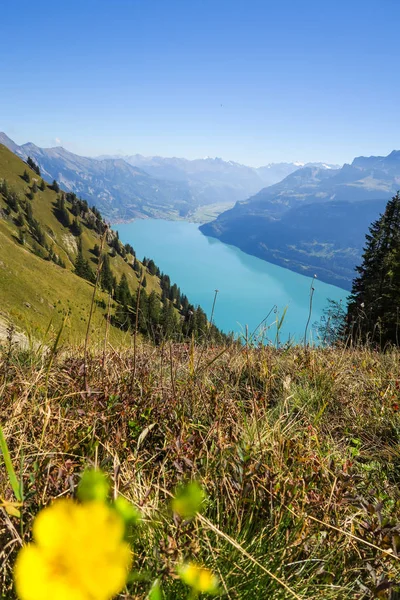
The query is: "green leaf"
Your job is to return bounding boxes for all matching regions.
[114,496,141,524]
[0,424,22,502]
[171,481,205,519]
[77,469,110,502]
[147,579,163,600]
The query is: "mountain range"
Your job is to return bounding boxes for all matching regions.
[201,151,400,288]
[4,129,393,290]
[99,152,339,207]
[0,133,338,222]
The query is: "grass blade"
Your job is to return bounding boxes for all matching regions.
[0,424,22,502]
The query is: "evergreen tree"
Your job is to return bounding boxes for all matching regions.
[116,273,131,306]
[27,157,40,176]
[70,217,82,236]
[346,192,400,346]
[147,291,160,326]
[15,211,25,227]
[40,178,46,191]
[31,219,46,247]
[0,179,9,197]
[6,190,19,212]
[124,243,135,256]
[25,201,34,224]
[74,243,95,283]
[100,254,114,293]
[315,299,346,346]
[55,196,70,227]
[22,170,30,183]
[135,288,149,334]
[31,181,38,194]
[52,180,60,193]
[147,259,157,275]
[133,257,140,273]
[161,300,177,338]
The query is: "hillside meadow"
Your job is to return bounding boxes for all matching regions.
[0,143,161,346]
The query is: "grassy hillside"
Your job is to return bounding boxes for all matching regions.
[1,341,400,598]
[0,144,161,345]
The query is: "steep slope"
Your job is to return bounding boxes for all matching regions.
[0,144,162,343]
[201,152,400,288]
[0,144,222,345]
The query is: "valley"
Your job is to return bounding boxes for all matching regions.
[2,3,400,599]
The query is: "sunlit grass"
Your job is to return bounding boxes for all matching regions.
[1,339,400,598]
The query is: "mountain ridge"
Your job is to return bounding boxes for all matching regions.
[201,149,400,288]
[0,133,340,222]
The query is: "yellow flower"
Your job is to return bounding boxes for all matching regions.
[14,499,132,600]
[178,562,219,595]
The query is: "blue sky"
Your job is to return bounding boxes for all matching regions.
[1,0,399,166]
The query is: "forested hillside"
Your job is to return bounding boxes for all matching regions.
[0,144,225,346]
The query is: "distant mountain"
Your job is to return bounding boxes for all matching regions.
[201,151,400,288]
[0,133,339,223]
[98,152,340,207]
[255,161,340,188]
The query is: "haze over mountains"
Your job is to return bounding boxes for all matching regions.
[99,152,339,206]
[0,133,338,221]
[201,151,400,288]
[0,133,196,221]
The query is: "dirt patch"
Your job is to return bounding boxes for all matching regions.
[61,233,78,255]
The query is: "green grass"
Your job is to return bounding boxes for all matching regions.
[188,201,236,223]
[0,143,161,345]
[1,341,399,599]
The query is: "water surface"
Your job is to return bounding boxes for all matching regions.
[117,219,347,343]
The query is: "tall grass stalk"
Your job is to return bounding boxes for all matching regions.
[83,227,107,391]
[0,425,22,502]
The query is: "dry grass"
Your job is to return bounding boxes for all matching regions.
[1,338,400,599]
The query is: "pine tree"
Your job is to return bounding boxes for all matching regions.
[74,244,95,283]
[27,157,40,176]
[100,254,114,293]
[70,218,82,236]
[25,201,33,224]
[55,196,70,227]
[147,291,160,326]
[15,211,25,227]
[22,170,30,183]
[346,192,400,346]
[161,300,177,338]
[40,178,46,191]
[116,273,131,306]
[52,180,60,193]
[136,288,149,334]
[6,190,19,212]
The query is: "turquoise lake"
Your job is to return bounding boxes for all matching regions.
[116,219,348,343]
